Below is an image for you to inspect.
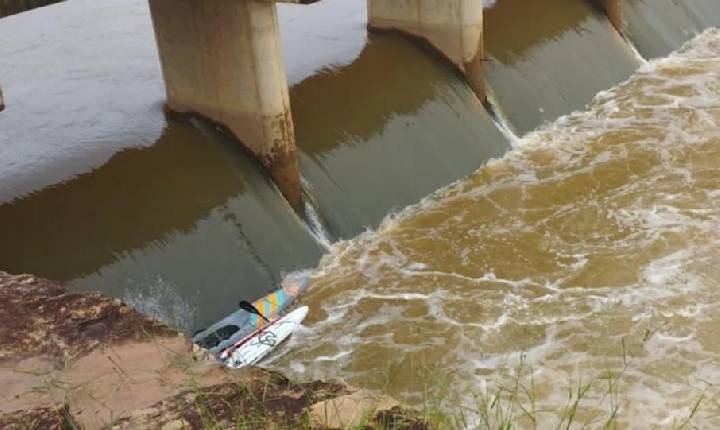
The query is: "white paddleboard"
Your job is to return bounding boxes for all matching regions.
[221,306,308,369]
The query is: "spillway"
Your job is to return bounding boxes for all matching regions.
[291,31,510,238]
[0,0,324,331]
[275,29,720,428]
[484,0,641,135]
[624,0,720,58]
[2,0,720,426]
[0,0,510,329]
[0,122,324,330]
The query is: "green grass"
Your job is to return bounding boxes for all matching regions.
[407,350,718,430]
[20,328,716,430]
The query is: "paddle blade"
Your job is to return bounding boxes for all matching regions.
[238,300,270,322]
[238,300,258,314]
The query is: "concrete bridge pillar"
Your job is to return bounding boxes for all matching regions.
[148,0,301,210]
[367,0,485,101]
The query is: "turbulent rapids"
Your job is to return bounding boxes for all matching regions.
[3,0,720,427]
[273,30,720,427]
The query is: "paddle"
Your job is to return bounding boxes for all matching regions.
[238,300,271,324]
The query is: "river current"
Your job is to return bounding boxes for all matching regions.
[2,1,719,427]
[273,30,720,428]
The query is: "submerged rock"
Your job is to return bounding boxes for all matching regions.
[0,272,425,429]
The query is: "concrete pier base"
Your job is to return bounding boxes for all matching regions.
[149,0,301,210]
[367,0,485,101]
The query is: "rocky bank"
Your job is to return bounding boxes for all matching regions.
[0,272,425,429]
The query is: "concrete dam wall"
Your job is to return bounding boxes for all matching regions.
[1,0,718,330]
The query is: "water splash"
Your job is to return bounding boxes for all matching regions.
[274,29,720,428]
[121,276,198,332]
[301,178,335,250]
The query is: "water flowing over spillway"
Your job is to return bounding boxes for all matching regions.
[0,0,328,330]
[273,30,720,427]
[0,0,508,328]
[2,0,720,425]
[0,120,324,330]
[484,0,640,135]
[625,0,720,59]
[292,32,509,238]
[279,0,511,239]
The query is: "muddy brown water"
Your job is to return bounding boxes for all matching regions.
[1,0,719,427]
[274,29,720,427]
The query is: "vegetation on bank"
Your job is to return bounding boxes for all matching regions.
[404,349,717,430]
[0,272,424,430]
[104,349,716,430]
[104,350,718,430]
[1,272,716,429]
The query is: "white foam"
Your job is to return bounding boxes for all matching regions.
[313,350,352,362]
[272,29,720,429]
[121,276,197,332]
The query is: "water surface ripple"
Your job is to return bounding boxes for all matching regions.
[275,30,720,428]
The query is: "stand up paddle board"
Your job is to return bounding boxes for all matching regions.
[192,275,310,355]
[220,306,309,369]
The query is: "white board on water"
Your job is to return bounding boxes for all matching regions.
[222,306,309,369]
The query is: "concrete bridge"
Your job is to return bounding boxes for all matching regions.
[0,0,622,211]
